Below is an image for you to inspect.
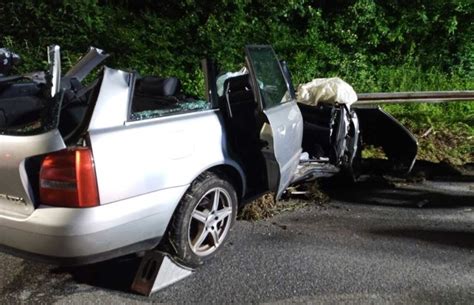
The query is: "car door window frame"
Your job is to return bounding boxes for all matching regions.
[244,45,293,111]
[127,63,214,122]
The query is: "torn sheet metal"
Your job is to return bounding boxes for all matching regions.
[297,77,358,107]
[65,47,109,82]
[47,45,61,97]
[355,107,418,174]
[88,67,132,130]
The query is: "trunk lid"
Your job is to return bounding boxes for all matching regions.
[0,129,65,218]
[0,46,107,218]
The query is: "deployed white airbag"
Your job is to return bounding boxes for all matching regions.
[296,77,357,107]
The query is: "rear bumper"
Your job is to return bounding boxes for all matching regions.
[0,185,188,265]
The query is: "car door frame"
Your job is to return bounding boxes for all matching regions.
[244,45,303,198]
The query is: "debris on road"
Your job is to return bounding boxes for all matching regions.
[238,182,331,221]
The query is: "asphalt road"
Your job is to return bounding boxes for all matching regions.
[1,166,473,304]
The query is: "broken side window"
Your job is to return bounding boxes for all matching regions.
[130,72,211,121]
[131,99,210,120]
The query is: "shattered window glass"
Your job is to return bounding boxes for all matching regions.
[130,99,210,121]
[130,73,212,121]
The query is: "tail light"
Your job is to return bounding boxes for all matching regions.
[40,147,99,208]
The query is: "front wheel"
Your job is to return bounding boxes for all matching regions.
[166,172,238,267]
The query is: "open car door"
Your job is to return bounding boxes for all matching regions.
[245,45,303,198]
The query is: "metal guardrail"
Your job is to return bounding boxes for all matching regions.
[355,90,474,105]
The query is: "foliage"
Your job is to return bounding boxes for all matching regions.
[1,0,472,92]
[0,0,473,161]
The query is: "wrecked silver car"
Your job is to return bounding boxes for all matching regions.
[0,44,417,267]
[0,45,305,266]
[294,76,417,183]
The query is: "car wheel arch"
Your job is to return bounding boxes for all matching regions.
[205,164,245,204]
[159,169,240,266]
[156,163,244,253]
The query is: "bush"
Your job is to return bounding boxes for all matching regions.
[1,1,472,147]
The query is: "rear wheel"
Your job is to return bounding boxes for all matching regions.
[167,172,237,267]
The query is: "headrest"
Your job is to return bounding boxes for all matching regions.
[225,74,251,93]
[136,76,181,96]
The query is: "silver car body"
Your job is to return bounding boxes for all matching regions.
[0,45,302,264]
[0,130,65,218]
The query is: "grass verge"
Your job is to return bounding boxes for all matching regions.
[383,103,473,164]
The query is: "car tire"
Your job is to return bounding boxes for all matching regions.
[166,172,238,267]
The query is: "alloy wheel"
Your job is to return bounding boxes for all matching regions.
[188,187,233,256]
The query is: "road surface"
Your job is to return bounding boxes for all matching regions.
[1,165,473,304]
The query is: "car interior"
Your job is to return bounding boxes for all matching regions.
[218,73,268,196]
[58,77,102,142]
[0,80,46,131]
[298,102,335,160]
[0,74,101,143]
[130,75,210,121]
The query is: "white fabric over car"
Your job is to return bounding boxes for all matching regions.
[296,77,357,107]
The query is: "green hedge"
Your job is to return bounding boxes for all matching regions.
[1,0,472,162]
[1,1,473,106]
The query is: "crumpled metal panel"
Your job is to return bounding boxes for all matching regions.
[65,47,109,82]
[89,67,132,130]
[355,106,418,174]
[47,45,61,97]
